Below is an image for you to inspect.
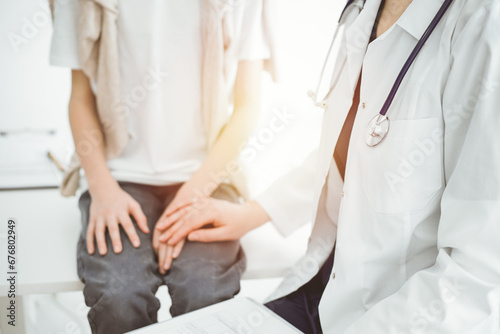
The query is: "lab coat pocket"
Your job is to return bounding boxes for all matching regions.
[362,118,444,214]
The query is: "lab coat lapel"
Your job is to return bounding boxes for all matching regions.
[315,0,379,183]
[344,0,381,92]
[311,1,376,219]
[316,0,381,177]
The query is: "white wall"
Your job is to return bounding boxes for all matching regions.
[0,0,71,136]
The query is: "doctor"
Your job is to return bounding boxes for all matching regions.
[156,0,500,332]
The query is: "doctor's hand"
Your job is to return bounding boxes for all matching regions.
[87,183,149,255]
[152,227,185,274]
[156,199,270,245]
[155,181,210,231]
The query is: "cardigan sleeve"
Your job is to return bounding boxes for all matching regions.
[49,0,82,69]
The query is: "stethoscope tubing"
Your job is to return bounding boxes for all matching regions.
[310,0,363,107]
[379,0,454,116]
[310,0,361,107]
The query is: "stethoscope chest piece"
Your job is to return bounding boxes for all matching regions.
[365,114,390,147]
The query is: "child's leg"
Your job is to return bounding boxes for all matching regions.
[165,239,246,316]
[76,182,165,334]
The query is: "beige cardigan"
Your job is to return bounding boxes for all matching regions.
[60,0,277,197]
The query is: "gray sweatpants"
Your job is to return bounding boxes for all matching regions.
[76,182,246,334]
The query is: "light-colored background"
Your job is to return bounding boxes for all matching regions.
[0,0,343,333]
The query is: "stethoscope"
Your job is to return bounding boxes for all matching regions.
[309,0,454,147]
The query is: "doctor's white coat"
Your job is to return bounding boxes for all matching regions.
[257,0,500,332]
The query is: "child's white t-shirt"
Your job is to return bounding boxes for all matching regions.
[50,0,270,186]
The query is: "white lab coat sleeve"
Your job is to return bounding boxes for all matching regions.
[344,4,500,333]
[254,149,319,237]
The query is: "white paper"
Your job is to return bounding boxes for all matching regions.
[128,297,302,334]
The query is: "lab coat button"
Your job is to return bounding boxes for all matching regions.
[332,272,336,279]
[341,191,344,198]
[361,102,366,109]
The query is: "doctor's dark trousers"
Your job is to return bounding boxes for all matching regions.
[76,182,246,334]
[266,247,335,334]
